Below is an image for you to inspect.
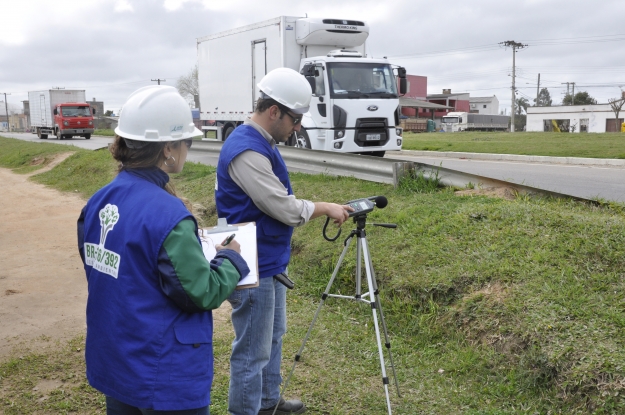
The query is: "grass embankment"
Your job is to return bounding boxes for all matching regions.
[402,131,625,159]
[1,135,624,414]
[93,129,115,136]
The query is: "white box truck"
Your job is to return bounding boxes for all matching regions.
[197,16,407,156]
[29,89,96,140]
[441,112,510,132]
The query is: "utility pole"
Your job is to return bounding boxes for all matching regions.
[151,79,166,85]
[1,92,10,132]
[561,82,570,104]
[500,40,528,132]
[536,73,540,106]
[571,82,576,105]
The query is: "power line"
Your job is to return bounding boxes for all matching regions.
[389,44,501,59]
[151,78,166,85]
[386,33,625,60]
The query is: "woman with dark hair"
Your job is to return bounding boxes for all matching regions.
[77,85,249,415]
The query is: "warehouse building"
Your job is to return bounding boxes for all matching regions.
[527,104,624,133]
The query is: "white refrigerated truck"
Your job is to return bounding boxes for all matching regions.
[197,16,407,156]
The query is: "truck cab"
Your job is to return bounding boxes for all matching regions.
[297,51,405,156]
[53,103,95,140]
[441,112,468,132]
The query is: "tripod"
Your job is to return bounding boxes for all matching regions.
[277,214,401,415]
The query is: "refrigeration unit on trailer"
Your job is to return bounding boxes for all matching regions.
[441,112,510,132]
[197,16,407,156]
[29,89,96,140]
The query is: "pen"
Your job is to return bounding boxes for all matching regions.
[222,233,236,246]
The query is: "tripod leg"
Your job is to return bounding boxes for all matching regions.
[360,238,393,415]
[278,236,355,413]
[364,241,401,398]
[355,234,362,298]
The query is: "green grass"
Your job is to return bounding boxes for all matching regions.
[0,336,105,414]
[94,129,115,136]
[1,136,624,414]
[402,131,625,159]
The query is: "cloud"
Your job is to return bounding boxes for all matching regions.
[114,0,134,12]
[163,0,197,11]
[0,0,624,112]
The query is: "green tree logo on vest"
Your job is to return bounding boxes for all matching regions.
[84,204,121,278]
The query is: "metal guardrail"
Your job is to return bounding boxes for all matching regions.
[191,140,593,202]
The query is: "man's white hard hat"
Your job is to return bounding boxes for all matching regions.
[257,68,312,115]
[114,85,202,141]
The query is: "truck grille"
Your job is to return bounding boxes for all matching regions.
[356,118,386,128]
[67,119,88,128]
[354,118,389,147]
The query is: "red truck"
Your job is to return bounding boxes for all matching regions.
[29,90,96,140]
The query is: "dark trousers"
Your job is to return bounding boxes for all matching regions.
[106,396,210,415]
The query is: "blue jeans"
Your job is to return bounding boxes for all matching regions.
[105,396,209,415]
[227,276,287,415]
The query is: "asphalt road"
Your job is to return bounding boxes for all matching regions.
[4,131,115,151]
[4,131,625,203]
[395,151,625,203]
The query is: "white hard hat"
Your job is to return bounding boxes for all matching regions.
[257,68,312,114]
[115,85,202,141]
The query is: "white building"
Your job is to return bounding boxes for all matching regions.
[527,104,624,133]
[469,96,499,115]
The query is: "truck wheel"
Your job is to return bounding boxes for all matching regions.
[84,134,91,140]
[293,128,311,149]
[56,130,63,140]
[223,125,235,140]
[364,151,385,157]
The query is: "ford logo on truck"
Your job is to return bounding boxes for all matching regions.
[335,25,357,30]
[367,105,378,111]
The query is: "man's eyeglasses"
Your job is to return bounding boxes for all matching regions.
[281,109,302,126]
[183,139,193,149]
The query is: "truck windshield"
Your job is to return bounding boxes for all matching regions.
[442,117,459,123]
[327,63,398,99]
[61,106,91,117]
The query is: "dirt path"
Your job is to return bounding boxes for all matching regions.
[0,154,87,357]
[0,158,230,359]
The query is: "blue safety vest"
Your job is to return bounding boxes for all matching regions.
[216,124,294,278]
[81,170,215,411]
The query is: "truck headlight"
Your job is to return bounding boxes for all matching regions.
[397,139,402,146]
[334,142,343,149]
[88,120,93,125]
[63,121,69,126]
[396,128,403,137]
[334,130,345,139]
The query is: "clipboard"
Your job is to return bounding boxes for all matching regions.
[199,218,259,289]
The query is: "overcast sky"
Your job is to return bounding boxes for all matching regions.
[1,0,624,115]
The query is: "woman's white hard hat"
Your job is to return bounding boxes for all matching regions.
[257,68,312,115]
[115,85,202,141]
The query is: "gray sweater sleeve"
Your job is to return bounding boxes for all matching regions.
[228,150,314,227]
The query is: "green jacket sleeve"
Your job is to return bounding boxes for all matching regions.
[159,219,249,312]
